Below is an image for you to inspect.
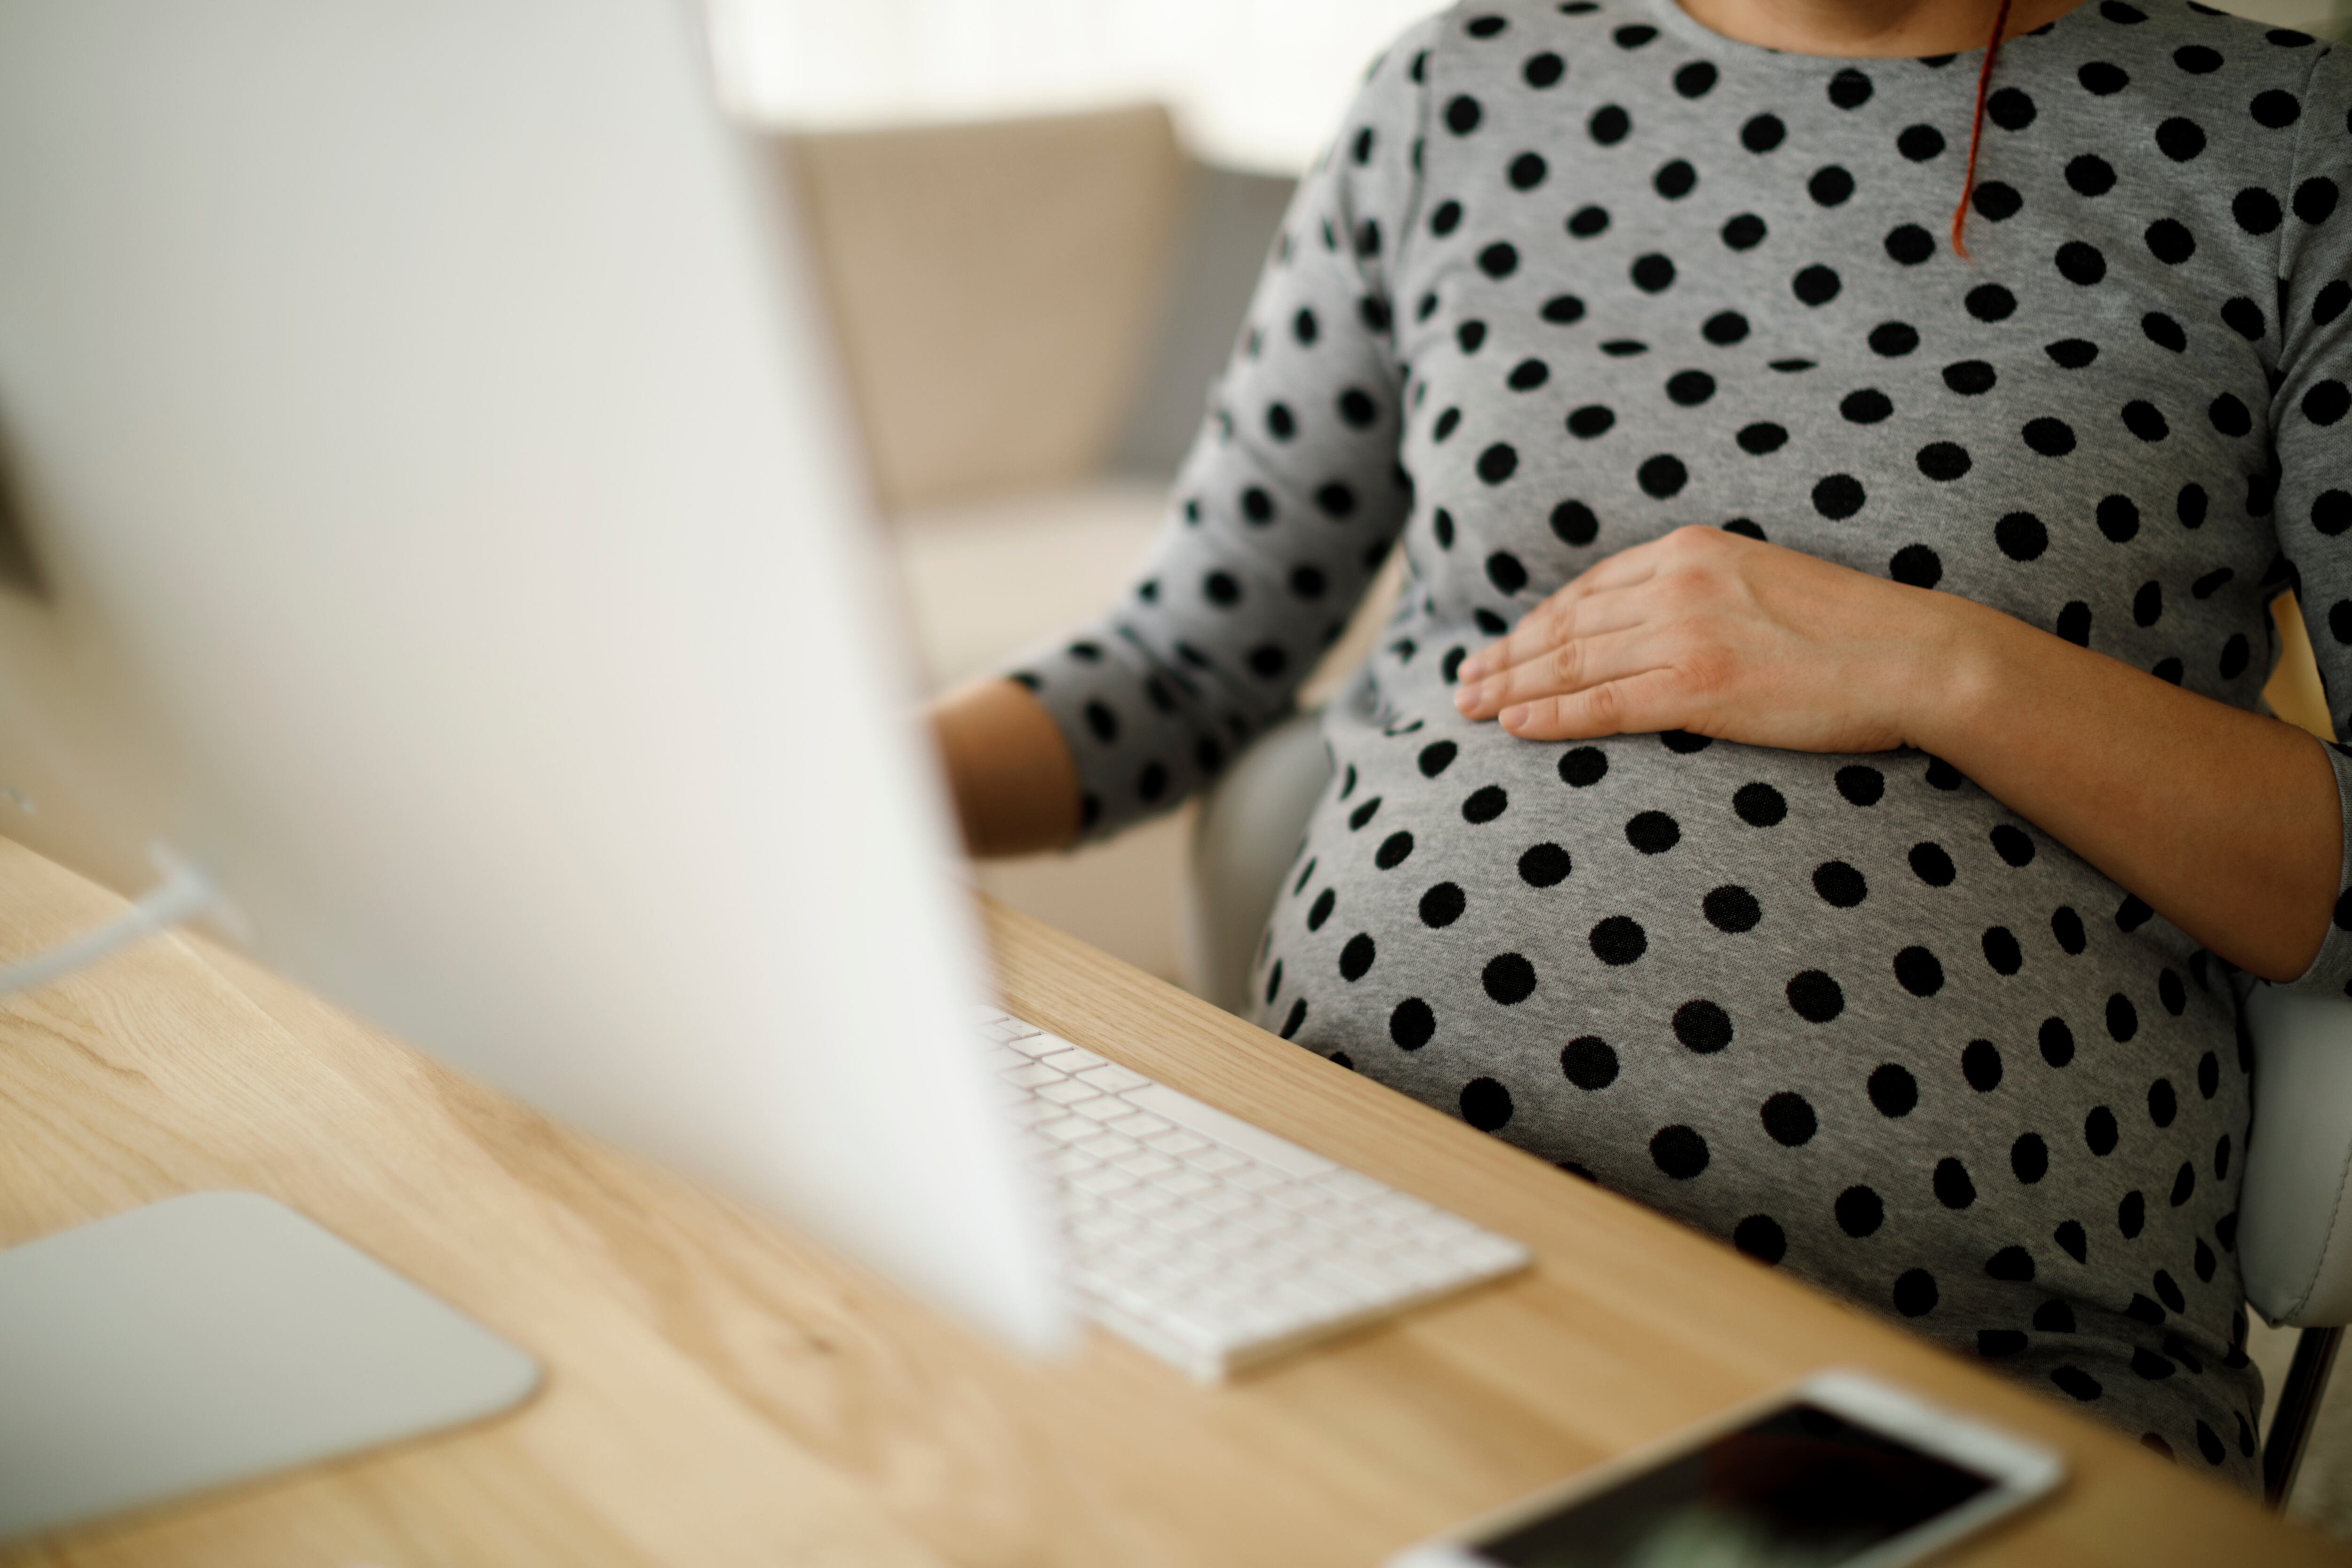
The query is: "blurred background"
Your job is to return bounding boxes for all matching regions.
[706,0,2352,1528]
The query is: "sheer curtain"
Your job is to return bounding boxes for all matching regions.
[706,0,1439,173]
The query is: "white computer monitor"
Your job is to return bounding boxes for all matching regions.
[0,0,1068,1355]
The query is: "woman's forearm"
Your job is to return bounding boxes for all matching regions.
[930,677,1081,858]
[1912,601,2341,984]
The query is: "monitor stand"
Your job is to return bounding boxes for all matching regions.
[0,1191,540,1544]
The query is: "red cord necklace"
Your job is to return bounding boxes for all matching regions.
[1951,0,2017,259]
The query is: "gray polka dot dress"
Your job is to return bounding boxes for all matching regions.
[1011,0,2352,1485]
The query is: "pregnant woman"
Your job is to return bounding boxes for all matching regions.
[930,0,2352,1486]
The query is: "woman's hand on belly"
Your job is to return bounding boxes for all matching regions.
[1450,524,2343,986]
[1450,524,1960,752]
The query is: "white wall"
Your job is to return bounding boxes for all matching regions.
[707,0,1441,174]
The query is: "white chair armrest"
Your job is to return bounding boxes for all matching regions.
[1178,711,1332,1017]
[2239,985,2352,1326]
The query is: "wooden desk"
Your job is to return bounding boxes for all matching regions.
[0,836,2336,1567]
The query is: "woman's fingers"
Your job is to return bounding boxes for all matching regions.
[1454,622,1663,718]
[1497,667,1692,742]
[1456,547,1662,682]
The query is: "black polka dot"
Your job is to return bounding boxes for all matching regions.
[1559,747,1607,787]
[1637,455,1688,498]
[1865,1063,1917,1117]
[1460,1076,1513,1130]
[1966,285,2017,321]
[1793,265,1842,306]
[2145,217,2197,266]
[1463,785,1508,824]
[1810,166,1855,206]
[1629,998,1704,1062]
[1812,474,1865,518]
[1589,104,1630,144]
[1390,998,1435,1051]
[1339,933,1375,980]
[1654,159,1697,199]
[1934,1157,1976,1209]
[2023,417,2078,457]
[1788,970,1844,1023]
[1552,501,1599,545]
[1836,766,1885,806]
[2056,241,2107,285]
[1445,95,1484,135]
[1963,1040,2004,1091]
[1974,181,2023,220]
[1734,783,1788,826]
[1894,947,1945,996]
[1652,1124,1710,1178]
[1477,444,1518,484]
[1761,1092,1817,1146]
[1887,224,1937,265]
[1523,52,1565,88]
[1814,860,1867,907]
[2196,1421,2226,1466]
[1704,884,1761,932]
[2041,1016,2077,1067]
[2157,117,2206,161]
[1626,811,1681,854]
[1566,404,1615,438]
[1675,60,1717,97]
[1986,1245,2036,1281]
[1734,1215,1787,1263]
[1897,124,1946,161]
[1987,88,2036,130]
[1508,151,1548,190]
[1518,842,1572,888]
[2050,1366,2102,1401]
[1741,114,1786,153]
[1420,881,1466,927]
[1590,917,1646,966]
[1980,1329,2028,1358]
[1562,1035,1618,1089]
[2079,61,2130,95]
[1836,1186,1884,1236]
[1666,370,1715,406]
[1870,321,1920,357]
[1841,389,1892,424]
[1721,213,1768,249]
[1477,951,1539,1008]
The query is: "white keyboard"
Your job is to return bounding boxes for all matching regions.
[977,1008,1531,1382]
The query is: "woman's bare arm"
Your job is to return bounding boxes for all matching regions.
[1916,599,2339,983]
[1452,525,2341,983]
[930,677,1081,858]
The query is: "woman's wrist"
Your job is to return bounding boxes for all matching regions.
[930,678,1081,858]
[1890,591,2015,764]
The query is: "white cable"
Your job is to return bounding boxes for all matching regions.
[0,852,220,997]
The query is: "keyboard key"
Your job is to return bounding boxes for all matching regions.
[1039,1047,1107,1074]
[1077,1063,1150,1093]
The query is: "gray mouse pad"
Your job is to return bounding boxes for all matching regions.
[0,1190,540,1542]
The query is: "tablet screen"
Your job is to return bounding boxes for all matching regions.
[1475,1401,1996,1568]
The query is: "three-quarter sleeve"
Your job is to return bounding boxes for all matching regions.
[2264,47,2352,995]
[1004,17,1440,840]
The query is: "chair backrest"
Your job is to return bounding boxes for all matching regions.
[2240,986,2352,1326]
[1180,711,1333,1015]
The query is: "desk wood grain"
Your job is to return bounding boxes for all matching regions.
[0,836,2336,1566]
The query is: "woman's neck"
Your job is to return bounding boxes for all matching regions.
[1673,0,2080,56]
